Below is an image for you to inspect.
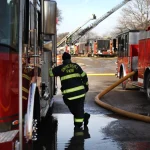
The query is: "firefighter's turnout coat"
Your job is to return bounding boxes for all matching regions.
[49,59,89,100]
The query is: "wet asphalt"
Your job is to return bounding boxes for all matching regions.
[34,57,150,150]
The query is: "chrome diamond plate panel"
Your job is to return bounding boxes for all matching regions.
[0,130,18,143]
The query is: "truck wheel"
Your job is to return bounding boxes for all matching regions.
[46,103,54,118]
[121,73,127,90]
[34,87,41,123]
[146,74,150,100]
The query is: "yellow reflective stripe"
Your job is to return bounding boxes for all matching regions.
[86,81,89,85]
[22,96,27,100]
[75,132,84,136]
[22,74,31,80]
[22,87,29,93]
[61,73,81,81]
[68,94,85,100]
[63,86,84,94]
[74,118,84,122]
[81,72,86,77]
[49,68,54,77]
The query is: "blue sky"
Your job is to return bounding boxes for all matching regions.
[56,0,130,36]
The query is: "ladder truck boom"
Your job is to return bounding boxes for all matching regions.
[57,14,96,48]
[72,0,132,44]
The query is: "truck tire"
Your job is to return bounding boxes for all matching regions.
[121,73,127,90]
[46,103,54,118]
[33,87,41,123]
[146,74,150,101]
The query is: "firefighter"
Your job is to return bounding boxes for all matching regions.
[49,52,90,128]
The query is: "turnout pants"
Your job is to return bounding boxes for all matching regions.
[63,96,85,127]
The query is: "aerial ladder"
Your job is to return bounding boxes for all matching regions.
[57,14,96,48]
[72,0,132,44]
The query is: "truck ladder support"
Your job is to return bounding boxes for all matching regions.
[73,0,131,44]
[57,14,96,48]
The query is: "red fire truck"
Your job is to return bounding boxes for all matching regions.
[76,39,116,57]
[0,0,57,149]
[115,27,150,100]
[77,40,94,57]
[86,39,96,57]
[93,39,115,57]
[78,42,87,55]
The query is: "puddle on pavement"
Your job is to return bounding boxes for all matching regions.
[32,114,150,150]
[55,114,118,150]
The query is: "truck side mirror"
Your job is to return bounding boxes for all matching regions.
[41,0,57,35]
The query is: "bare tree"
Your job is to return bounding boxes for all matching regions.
[117,0,150,30]
[57,7,63,25]
[109,26,127,38]
[57,32,69,46]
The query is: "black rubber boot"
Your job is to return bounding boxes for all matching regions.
[74,122,83,129]
[84,113,90,126]
[84,126,91,139]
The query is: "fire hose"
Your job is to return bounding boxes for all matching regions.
[95,71,150,123]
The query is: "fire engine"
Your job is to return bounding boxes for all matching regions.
[93,39,116,57]
[77,40,95,57]
[75,39,116,57]
[0,0,57,149]
[115,27,150,100]
[76,42,86,56]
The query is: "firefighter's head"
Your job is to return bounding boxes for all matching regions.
[62,52,71,60]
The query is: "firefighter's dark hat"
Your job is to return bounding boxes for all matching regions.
[62,52,71,60]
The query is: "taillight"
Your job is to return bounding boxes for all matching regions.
[12,120,19,126]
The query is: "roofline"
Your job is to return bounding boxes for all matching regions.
[116,29,140,37]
